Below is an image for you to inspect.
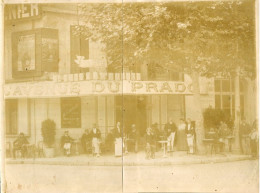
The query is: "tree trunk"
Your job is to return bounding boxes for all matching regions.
[233,66,241,153]
[191,71,205,154]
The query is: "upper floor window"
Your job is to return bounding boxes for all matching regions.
[11,28,59,79]
[70,25,89,73]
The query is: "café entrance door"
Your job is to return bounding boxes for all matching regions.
[115,96,147,137]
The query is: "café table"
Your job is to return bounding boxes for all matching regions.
[158,140,168,158]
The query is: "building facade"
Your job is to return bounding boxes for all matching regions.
[4,4,257,154]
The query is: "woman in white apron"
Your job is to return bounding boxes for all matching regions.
[176,119,188,151]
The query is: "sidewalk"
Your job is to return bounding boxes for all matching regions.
[5,151,254,166]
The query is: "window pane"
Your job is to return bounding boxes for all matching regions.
[222,95,231,109]
[223,109,231,117]
[222,80,230,92]
[214,80,221,92]
[215,95,221,109]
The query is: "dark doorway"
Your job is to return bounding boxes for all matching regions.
[115,96,147,137]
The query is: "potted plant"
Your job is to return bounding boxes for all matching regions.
[41,119,56,157]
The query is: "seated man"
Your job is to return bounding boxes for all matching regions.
[61,131,74,156]
[89,124,101,157]
[81,129,91,154]
[145,127,156,159]
[13,132,29,159]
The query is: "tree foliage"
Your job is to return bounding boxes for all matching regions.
[77,1,256,78]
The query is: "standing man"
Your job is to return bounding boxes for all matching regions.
[129,124,140,153]
[164,118,177,152]
[239,118,250,154]
[145,127,156,159]
[186,118,195,154]
[114,122,123,157]
[90,124,101,157]
[81,129,91,154]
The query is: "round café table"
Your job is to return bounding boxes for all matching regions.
[158,140,168,158]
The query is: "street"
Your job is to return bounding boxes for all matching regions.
[3,160,258,193]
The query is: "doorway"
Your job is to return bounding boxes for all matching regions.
[115,95,147,137]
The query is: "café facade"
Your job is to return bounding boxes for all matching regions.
[3,4,257,153]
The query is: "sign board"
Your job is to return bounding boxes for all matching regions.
[4,80,205,98]
[5,4,41,22]
[61,97,81,128]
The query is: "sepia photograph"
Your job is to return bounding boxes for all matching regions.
[1,1,259,193]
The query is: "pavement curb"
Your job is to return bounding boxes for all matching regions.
[5,155,253,166]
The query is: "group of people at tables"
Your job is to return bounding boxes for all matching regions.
[61,118,196,159]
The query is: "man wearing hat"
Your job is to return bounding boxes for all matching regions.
[81,129,91,154]
[61,131,74,156]
[89,123,101,157]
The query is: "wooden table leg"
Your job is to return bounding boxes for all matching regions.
[163,143,167,158]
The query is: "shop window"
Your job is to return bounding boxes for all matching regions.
[215,79,244,117]
[222,95,231,109]
[70,25,89,73]
[5,99,18,135]
[61,97,81,128]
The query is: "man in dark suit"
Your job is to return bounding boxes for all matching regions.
[164,118,177,152]
[89,124,101,157]
[13,132,29,159]
[239,118,250,154]
[81,129,91,154]
[186,118,195,154]
[128,124,140,153]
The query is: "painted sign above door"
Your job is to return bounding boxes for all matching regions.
[5,4,41,22]
[4,80,214,98]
